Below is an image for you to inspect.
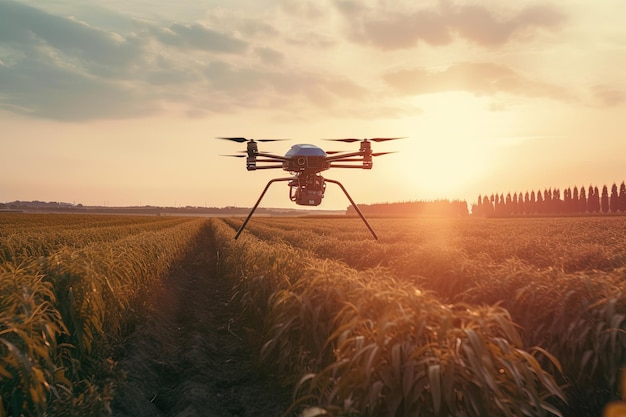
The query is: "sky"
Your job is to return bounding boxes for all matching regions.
[1,0,625,210]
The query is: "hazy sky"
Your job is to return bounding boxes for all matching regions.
[1,0,625,210]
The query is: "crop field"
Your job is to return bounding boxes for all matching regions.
[2,213,626,417]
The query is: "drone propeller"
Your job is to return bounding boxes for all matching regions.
[221,154,247,158]
[372,151,396,156]
[323,137,405,143]
[323,138,361,143]
[218,137,290,143]
[370,137,406,142]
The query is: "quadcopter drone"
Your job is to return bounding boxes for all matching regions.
[219,136,403,240]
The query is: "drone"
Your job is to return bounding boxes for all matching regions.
[219,137,403,240]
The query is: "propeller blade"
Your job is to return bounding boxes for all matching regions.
[217,137,290,143]
[323,138,362,143]
[325,150,348,154]
[370,137,406,142]
[323,137,406,143]
[218,137,249,143]
[372,151,396,156]
[221,154,247,158]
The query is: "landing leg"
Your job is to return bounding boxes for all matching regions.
[325,178,378,240]
[235,177,294,239]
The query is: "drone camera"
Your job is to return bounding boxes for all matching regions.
[289,175,325,206]
[285,156,327,172]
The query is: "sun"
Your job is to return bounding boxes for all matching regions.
[379,92,504,201]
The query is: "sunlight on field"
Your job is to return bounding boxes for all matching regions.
[3,213,626,416]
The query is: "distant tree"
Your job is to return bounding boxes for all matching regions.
[505,193,512,216]
[593,186,601,212]
[483,195,494,216]
[620,182,626,212]
[544,189,552,214]
[587,185,597,213]
[610,183,619,212]
[451,201,469,217]
[520,191,527,214]
[572,187,579,214]
[563,188,570,213]
[474,195,483,216]
[579,186,587,213]
[536,189,544,213]
[601,185,609,213]
[553,188,561,213]
[523,191,530,215]
[494,194,504,216]
[529,190,537,214]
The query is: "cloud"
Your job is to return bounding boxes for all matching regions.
[0,0,580,123]
[254,46,285,66]
[590,85,626,107]
[0,1,378,122]
[443,2,565,47]
[151,22,248,53]
[0,1,142,73]
[336,1,565,50]
[278,0,329,20]
[383,62,572,101]
[0,54,157,120]
[0,2,254,120]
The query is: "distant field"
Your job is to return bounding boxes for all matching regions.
[2,213,626,416]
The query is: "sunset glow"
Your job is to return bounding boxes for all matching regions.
[1,0,625,210]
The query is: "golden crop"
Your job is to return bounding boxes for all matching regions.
[0,214,206,416]
[215,215,626,417]
[3,213,625,417]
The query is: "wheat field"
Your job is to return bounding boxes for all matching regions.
[2,213,625,416]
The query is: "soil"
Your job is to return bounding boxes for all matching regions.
[111,228,293,417]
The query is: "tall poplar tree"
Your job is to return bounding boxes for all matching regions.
[601,185,609,213]
[610,183,619,212]
[579,186,587,213]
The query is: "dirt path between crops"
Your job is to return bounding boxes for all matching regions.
[111,227,292,417]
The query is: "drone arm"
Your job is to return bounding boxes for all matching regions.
[234,177,294,239]
[325,178,378,240]
[329,164,370,169]
[326,151,364,161]
[255,154,291,161]
[248,165,284,170]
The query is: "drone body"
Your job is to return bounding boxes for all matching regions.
[219,137,402,239]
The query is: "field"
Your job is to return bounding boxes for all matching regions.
[1,213,626,416]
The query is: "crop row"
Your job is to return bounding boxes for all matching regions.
[0,214,207,416]
[0,214,192,263]
[212,218,566,416]
[221,216,626,416]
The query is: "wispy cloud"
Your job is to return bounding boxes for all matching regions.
[590,85,626,107]
[336,1,566,50]
[383,62,572,101]
[0,0,619,123]
[149,22,248,53]
[0,1,367,121]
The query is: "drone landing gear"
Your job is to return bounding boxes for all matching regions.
[324,179,378,240]
[234,177,378,240]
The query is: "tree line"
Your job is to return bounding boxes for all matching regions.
[348,200,469,217]
[472,181,626,217]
